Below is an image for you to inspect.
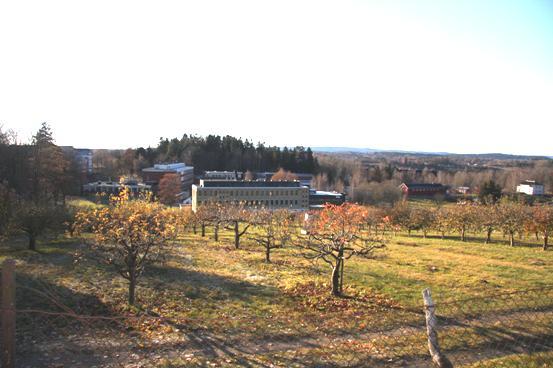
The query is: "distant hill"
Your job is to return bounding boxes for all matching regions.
[311,147,550,160]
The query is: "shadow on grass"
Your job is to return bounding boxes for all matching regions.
[144,263,280,302]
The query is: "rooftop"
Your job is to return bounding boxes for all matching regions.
[198,180,304,188]
[143,163,193,172]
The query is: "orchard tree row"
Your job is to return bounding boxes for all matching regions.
[385,201,553,250]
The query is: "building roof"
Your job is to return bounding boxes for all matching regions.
[143,163,193,172]
[401,183,446,189]
[198,180,304,188]
[519,180,543,186]
[309,190,344,197]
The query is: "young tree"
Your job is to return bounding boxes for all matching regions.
[194,203,214,237]
[389,202,412,235]
[75,188,178,305]
[477,204,499,244]
[496,201,528,247]
[410,207,435,238]
[447,202,478,241]
[223,203,252,249]
[251,209,293,263]
[531,205,553,250]
[432,207,450,240]
[158,173,182,205]
[298,203,385,297]
[13,201,66,250]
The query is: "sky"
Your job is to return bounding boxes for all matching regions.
[1,0,552,155]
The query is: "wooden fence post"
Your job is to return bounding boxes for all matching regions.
[422,288,453,368]
[1,259,16,368]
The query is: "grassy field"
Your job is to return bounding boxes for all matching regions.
[3,221,553,367]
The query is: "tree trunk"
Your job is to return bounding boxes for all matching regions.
[265,243,271,263]
[28,234,36,251]
[331,261,342,297]
[339,256,344,294]
[128,273,136,305]
[441,232,445,240]
[461,227,466,242]
[193,223,197,234]
[509,232,515,247]
[485,228,492,244]
[423,230,427,239]
[201,224,205,237]
[408,229,411,236]
[234,222,240,249]
[214,223,219,242]
[544,232,548,251]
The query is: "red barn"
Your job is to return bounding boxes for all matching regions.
[399,183,447,197]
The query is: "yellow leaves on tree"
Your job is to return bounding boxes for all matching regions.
[75,186,179,305]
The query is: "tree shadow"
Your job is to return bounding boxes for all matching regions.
[144,263,281,303]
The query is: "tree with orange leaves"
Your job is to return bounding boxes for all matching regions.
[270,168,298,181]
[158,173,182,205]
[299,203,385,297]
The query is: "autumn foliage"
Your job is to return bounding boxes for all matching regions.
[299,203,385,296]
[75,187,179,305]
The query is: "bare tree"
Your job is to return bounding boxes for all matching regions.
[250,209,293,263]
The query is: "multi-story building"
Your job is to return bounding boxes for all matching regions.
[192,180,309,212]
[516,180,544,196]
[142,163,194,193]
[203,171,242,180]
[61,146,93,174]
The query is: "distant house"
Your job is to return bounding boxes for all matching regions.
[399,183,447,197]
[516,180,544,196]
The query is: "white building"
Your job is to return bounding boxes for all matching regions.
[192,180,309,212]
[516,180,545,196]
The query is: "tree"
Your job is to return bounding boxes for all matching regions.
[271,168,298,181]
[243,170,255,181]
[298,203,385,297]
[389,202,412,235]
[479,180,502,204]
[531,205,553,251]
[251,209,293,263]
[29,122,71,204]
[75,188,178,305]
[0,182,17,242]
[446,202,478,241]
[13,201,66,250]
[223,203,252,249]
[409,207,435,238]
[158,173,182,205]
[496,201,528,247]
[477,204,499,244]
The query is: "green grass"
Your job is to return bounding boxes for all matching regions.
[3,225,553,367]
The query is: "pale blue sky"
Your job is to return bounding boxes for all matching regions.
[1,0,552,155]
